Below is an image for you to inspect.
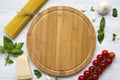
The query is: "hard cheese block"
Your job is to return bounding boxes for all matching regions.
[4,0,48,38]
[16,55,32,80]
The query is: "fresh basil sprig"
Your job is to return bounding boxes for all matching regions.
[34,69,42,79]
[0,36,24,65]
[112,8,118,17]
[97,17,106,44]
[3,36,24,55]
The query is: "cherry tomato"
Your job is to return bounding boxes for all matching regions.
[100,63,107,69]
[102,50,109,57]
[93,60,99,67]
[89,66,95,73]
[97,54,104,61]
[109,52,115,59]
[84,70,91,78]
[105,58,112,64]
[78,75,86,80]
[96,68,103,74]
[92,73,99,79]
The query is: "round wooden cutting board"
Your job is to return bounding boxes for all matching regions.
[27,6,96,76]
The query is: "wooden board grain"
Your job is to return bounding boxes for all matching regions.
[27,6,96,76]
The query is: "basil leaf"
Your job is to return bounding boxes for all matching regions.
[7,58,14,64]
[112,8,118,17]
[5,55,14,66]
[15,42,24,50]
[10,49,23,55]
[97,31,104,44]
[97,17,106,44]
[14,42,17,48]
[112,33,117,41]
[4,36,14,50]
[34,70,42,78]
[0,46,6,52]
[100,17,105,31]
[91,6,95,11]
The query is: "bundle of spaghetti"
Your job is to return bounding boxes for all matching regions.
[4,0,48,38]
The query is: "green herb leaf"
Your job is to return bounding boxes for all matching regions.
[0,46,6,52]
[4,36,14,50]
[97,17,106,44]
[100,17,105,31]
[10,49,23,55]
[0,36,24,66]
[14,42,17,48]
[15,42,24,50]
[112,8,118,17]
[3,36,24,55]
[34,69,42,79]
[91,6,95,11]
[97,30,104,44]
[5,55,14,66]
[112,33,117,41]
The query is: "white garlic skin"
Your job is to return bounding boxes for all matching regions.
[97,2,110,15]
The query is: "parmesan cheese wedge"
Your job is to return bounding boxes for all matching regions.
[16,55,32,80]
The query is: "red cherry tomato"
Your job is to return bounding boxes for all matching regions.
[105,58,112,64]
[78,75,86,80]
[102,50,109,57]
[96,68,103,74]
[89,66,95,73]
[100,63,107,69]
[93,60,99,67]
[84,70,91,78]
[97,54,104,61]
[92,73,99,79]
[109,52,115,59]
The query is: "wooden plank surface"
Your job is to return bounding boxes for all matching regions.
[27,6,96,76]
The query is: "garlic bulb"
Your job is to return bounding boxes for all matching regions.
[97,2,110,15]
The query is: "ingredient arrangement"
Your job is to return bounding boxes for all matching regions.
[0,0,119,80]
[78,50,115,80]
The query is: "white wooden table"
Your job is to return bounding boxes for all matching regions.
[0,0,120,80]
